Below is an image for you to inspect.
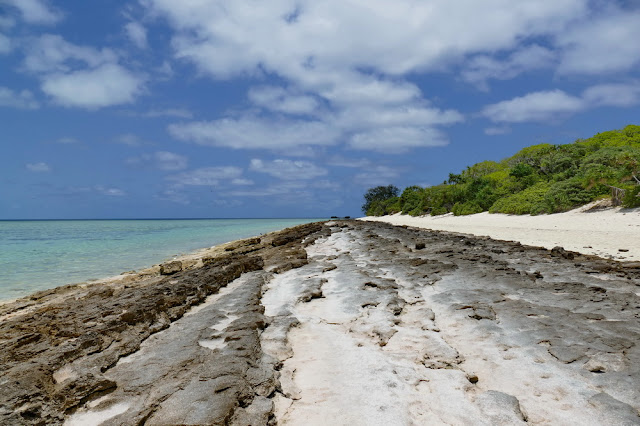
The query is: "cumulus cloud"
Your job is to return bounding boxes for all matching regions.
[41,63,143,108]
[167,167,243,186]
[146,0,585,78]
[152,0,585,151]
[127,151,188,171]
[482,90,585,123]
[483,83,640,123]
[557,11,640,75]
[248,86,318,115]
[125,21,148,49]
[26,162,50,172]
[3,0,62,25]
[23,34,117,74]
[169,117,340,150]
[582,82,640,108]
[249,158,328,180]
[0,86,39,109]
[349,127,448,153]
[462,45,556,90]
[23,34,144,108]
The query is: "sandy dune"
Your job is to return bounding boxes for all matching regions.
[361,205,640,262]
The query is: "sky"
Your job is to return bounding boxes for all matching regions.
[1,0,640,219]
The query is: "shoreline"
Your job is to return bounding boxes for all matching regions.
[0,223,323,314]
[360,204,640,262]
[0,218,324,306]
[2,220,638,424]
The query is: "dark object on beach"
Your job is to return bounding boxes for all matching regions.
[551,246,575,260]
[415,242,426,250]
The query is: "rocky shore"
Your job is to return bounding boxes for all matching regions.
[1,221,639,425]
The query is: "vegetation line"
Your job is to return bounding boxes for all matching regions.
[363,125,640,217]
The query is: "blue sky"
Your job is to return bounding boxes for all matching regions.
[1,0,640,219]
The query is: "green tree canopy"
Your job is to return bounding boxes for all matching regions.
[362,185,399,214]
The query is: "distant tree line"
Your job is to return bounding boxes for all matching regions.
[363,125,640,216]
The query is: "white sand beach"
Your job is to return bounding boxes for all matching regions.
[361,204,640,262]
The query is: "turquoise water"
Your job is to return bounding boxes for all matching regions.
[0,219,324,301]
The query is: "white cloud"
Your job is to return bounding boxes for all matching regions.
[169,116,340,150]
[557,11,640,75]
[336,104,463,131]
[483,83,640,123]
[167,167,243,186]
[462,45,556,90]
[482,90,585,123]
[147,0,587,152]
[23,35,117,74]
[127,151,188,171]
[26,162,50,172]
[248,86,318,115]
[582,82,640,108]
[125,21,148,49]
[147,0,585,78]
[249,158,327,180]
[349,127,448,153]
[4,0,62,25]
[41,63,144,108]
[0,86,39,109]
[23,35,144,108]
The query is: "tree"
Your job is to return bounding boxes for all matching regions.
[362,185,399,214]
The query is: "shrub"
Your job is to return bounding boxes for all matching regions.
[622,186,640,208]
[452,201,483,216]
[543,178,601,213]
[489,182,551,215]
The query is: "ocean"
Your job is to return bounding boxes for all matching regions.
[0,218,324,301]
